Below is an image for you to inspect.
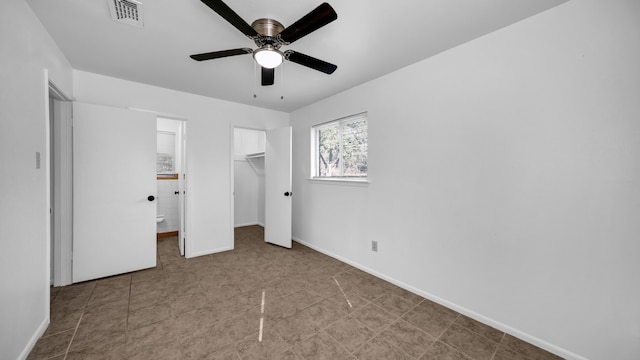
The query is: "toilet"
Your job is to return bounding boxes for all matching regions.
[156,215,165,223]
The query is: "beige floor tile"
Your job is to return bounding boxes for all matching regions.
[92,274,131,293]
[65,342,127,360]
[70,312,127,352]
[378,319,435,358]
[302,298,345,329]
[500,334,564,360]
[234,331,290,360]
[44,307,82,336]
[127,339,184,360]
[354,336,413,360]
[207,344,243,360]
[264,294,299,321]
[324,290,370,316]
[351,303,397,333]
[288,288,324,311]
[273,310,321,344]
[419,341,473,360]
[372,292,417,317]
[385,286,425,305]
[32,228,563,360]
[292,331,355,360]
[180,327,234,359]
[27,329,74,360]
[455,315,505,343]
[50,285,93,312]
[127,300,173,329]
[170,307,220,343]
[129,287,168,311]
[82,298,129,321]
[324,316,376,353]
[439,322,498,360]
[130,277,167,294]
[70,325,126,352]
[86,287,130,310]
[170,291,210,315]
[222,308,264,342]
[402,304,456,337]
[126,319,173,352]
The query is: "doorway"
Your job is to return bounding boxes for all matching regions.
[50,102,189,285]
[49,82,72,286]
[231,126,293,248]
[156,117,187,256]
[233,127,266,228]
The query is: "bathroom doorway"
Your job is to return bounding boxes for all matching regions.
[156,117,187,256]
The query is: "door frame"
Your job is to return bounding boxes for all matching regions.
[230,125,267,248]
[177,120,187,256]
[156,116,188,256]
[134,109,189,257]
[48,77,73,287]
[50,103,190,285]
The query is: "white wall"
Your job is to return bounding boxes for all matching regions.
[290,1,640,359]
[0,1,73,359]
[234,128,266,227]
[73,70,288,257]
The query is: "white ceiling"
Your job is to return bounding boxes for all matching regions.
[27,0,567,112]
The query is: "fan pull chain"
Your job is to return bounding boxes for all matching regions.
[253,60,258,98]
[279,62,284,100]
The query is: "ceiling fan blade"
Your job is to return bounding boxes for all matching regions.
[278,3,337,44]
[261,67,275,86]
[284,50,337,74]
[190,48,253,61]
[200,0,258,37]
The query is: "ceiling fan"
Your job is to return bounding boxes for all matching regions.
[190,0,338,86]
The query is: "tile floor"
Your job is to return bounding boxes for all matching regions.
[30,225,563,359]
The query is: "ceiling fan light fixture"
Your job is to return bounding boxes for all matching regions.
[253,46,283,69]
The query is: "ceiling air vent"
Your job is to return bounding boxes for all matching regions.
[108,0,144,28]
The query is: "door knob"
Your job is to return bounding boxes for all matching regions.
[147,195,155,201]
[284,192,292,197]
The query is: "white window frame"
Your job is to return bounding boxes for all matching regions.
[310,112,368,181]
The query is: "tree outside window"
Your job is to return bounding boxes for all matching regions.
[314,113,367,178]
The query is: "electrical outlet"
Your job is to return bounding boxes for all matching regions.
[371,241,378,252]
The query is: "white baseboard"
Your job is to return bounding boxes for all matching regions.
[234,222,262,228]
[18,317,49,360]
[292,236,587,360]
[186,246,233,259]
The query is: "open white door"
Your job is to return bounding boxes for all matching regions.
[73,102,157,283]
[177,121,186,256]
[265,126,292,248]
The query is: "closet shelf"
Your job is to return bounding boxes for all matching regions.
[245,152,265,159]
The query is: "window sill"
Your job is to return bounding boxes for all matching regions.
[307,177,369,186]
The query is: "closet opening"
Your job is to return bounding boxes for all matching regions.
[233,127,266,229]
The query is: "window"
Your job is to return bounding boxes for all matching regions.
[312,112,367,179]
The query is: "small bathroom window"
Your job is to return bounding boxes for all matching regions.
[156,153,174,173]
[157,131,176,176]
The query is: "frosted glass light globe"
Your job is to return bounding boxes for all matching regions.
[253,47,283,69]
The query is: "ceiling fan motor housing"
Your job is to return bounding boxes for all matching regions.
[252,18,284,37]
[251,18,286,49]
